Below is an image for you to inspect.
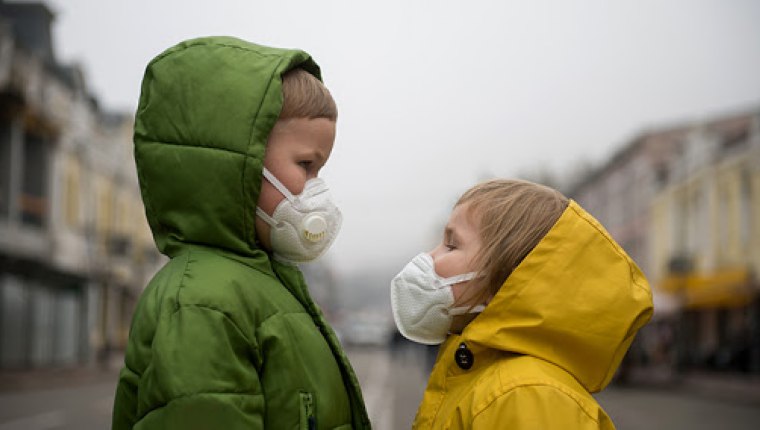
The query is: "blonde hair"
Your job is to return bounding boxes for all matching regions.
[279,68,337,121]
[455,179,569,307]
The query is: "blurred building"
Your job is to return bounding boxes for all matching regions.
[571,125,687,279]
[0,1,161,370]
[652,112,760,373]
[569,107,760,376]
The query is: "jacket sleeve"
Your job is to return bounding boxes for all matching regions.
[128,305,264,430]
[469,385,603,430]
[112,364,140,429]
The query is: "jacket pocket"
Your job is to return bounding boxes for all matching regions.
[299,391,316,430]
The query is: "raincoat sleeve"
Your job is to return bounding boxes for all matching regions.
[113,305,264,430]
[468,385,604,430]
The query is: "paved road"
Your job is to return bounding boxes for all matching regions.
[1,344,758,429]
[0,379,114,430]
[348,342,760,430]
[596,387,760,430]
[346,342,434,429]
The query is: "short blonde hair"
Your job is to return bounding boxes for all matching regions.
[279,68,337,121]
[455,179,569,307]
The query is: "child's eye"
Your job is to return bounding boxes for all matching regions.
[298,161,313,170]
[445,243,456,251]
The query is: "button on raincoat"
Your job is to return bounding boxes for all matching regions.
[111,37,370,430]
[413,201,653,429]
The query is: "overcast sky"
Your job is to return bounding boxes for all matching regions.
[39,0,760,277]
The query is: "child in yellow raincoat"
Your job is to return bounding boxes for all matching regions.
[390,179,653,429]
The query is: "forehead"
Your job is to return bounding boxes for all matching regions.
[267,118,336,157]
[448,203,480,237]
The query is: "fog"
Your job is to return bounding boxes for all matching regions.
[43,0,760,276]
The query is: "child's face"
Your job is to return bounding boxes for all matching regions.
[429,203,483,305]
[256,118,336,251]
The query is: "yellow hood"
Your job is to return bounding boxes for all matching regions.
[463,200,653,393]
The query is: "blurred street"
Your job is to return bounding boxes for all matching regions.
[596,387,760,430]
[350,343,760,430]
[1,343,759,429]
[0,368,115,430]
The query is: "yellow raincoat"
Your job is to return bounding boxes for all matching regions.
[413,201,653,429]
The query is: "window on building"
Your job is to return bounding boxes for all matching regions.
[108,191,131,257]
[0,119,10,218]
[0,275,30,368]
[690,185,707,264]
[21,132,49,227]
[64,157,80,228]
[655,164,669,190]
[96,181,114,250]
[674,193,688,255]
[718,180,730,262]
[740,167,752,251]
[721,126,749,152]
[668,184,702,269]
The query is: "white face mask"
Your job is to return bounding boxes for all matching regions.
[256,168,342,263]
[390,253,483,345]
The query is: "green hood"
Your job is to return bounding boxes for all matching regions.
[134,36,320,260]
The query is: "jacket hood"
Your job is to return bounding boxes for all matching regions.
[133,36,320,258]
[463,200,653,393]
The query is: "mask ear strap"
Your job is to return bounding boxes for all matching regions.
[449,304,486,316]
[262,168,296,202]
[255,207,279,227]
[440,272,477,287]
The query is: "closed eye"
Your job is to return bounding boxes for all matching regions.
[444,227,457,251]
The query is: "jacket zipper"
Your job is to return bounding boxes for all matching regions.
[300,391,316,430]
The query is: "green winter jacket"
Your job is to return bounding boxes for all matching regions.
[112,37,370,430]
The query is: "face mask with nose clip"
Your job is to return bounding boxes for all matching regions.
[256,168,342,263]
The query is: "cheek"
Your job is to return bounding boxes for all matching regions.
[466,249,481,269]
[451,282,467,302]
[258,181,284,214]
[254,215,272,250]
[265,162,308,196]
[280,169,307,195]
[433,254,469,279]
[431,255,450,278]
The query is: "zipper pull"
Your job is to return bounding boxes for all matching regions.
[300,392,316,430]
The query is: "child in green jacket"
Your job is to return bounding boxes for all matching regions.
[112,36,370,430]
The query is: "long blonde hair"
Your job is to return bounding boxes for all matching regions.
[455,179,569,306]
